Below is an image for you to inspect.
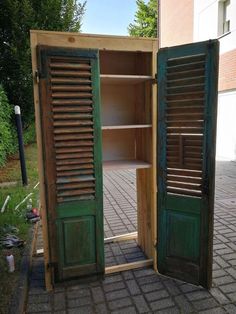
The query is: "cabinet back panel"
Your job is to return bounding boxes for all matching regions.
[100,51,152,75]
[102,129,135,161]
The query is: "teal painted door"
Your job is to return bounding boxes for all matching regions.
[37,46,104,282]
[157,40,219,288]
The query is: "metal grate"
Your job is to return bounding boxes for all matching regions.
[165,54,206,197]
[49,57,96,203]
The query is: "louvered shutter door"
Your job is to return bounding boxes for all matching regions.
[37,46,104,282]
[157,40,219,288]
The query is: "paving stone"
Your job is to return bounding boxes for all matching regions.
[192,298,219,311]
[186,289,211,301]
[132,295,150,313]
[150,298,175,311]
[126,279,141,295]
[153,307,180,314]
[108,297,132,310]
[91,286,105,303]
[68,296,91,308]
[104,281,125,292]
[53,292,66,311]
[27,302,52,312]
[227,292,236,302]
[111,306,137,314]
[68,305,94,314]
[106,289,129,301]
[145,289,169,302]
[199,308,227,314]
[67,287,90,299]
[224,303,236,313]
[214,275,235,285]
[95,303,109,314]
[174,294,194,312]
[210,287,230,304]
[141,281,164,293]
[219,282,236,293]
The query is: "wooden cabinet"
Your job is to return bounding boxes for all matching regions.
[31,31,219,291]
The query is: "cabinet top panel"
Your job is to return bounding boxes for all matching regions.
[30,30,158,53]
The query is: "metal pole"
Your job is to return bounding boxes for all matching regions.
[15,106,28,185]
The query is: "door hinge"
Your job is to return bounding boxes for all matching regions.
[35,70,40,84]
[47,262,57,270]
[151,73,158,84]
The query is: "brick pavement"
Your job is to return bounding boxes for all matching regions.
[26,162,236,313]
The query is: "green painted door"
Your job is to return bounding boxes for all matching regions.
[157,40,219,288]
[37,46,104,282]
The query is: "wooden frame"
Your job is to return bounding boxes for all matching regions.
[30,30,158,290]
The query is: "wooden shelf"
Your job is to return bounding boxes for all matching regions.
[103,160,151,170]
[102,124,152,130]
[100,74,152,85]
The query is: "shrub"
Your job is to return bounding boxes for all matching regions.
[0,86,15,167]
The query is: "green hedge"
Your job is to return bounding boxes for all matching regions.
[0,85,15,166]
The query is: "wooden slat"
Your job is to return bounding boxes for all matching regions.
[56,152,93,160]
[167,61,205,73]
[167,180,202,191]
[51,78,91,84]
[52,92,92,98]
[167,68,205,80]
[167,187,202,197]
[167,168,202,177]
[50,62,91,70]
[105,259,153,274]
[53,120,93,127]
[57,194,94,203]
[167,76,205,87]
[167,84,204,94]
[55,140,93,147]
[53,106,93,113]
[57,182,95,191]
[56,158,94,166]
[56,163,94,171]
[167,174,202,184]
[57,169,94,177]
[57,175,95,183]
[56,147,93,154]
[53,113,93,120]
[54,127,93,134]
[52,99,92,105]
[57,188,95,197]
[167,54,205,66]
[51,85,92,92]
[167,127,203,134]
[51,70,91,77]
[54,134,93,141]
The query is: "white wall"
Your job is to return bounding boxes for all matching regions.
[216,90,236,161]
[194,0,236,54]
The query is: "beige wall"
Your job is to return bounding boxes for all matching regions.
[159,0,194,48]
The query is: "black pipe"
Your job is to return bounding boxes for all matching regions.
[15,106,28,186]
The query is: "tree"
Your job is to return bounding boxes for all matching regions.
[128,0,157,38]
[0,0,86,126]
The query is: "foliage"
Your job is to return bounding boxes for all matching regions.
[0,0,87,127]
[128,0,157,38]
[0,86,15,166]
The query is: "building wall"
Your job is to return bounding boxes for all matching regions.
[159,0,194,47]
[159,0,236,161]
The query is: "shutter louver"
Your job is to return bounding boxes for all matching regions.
[49,57,96,203]
[165,54,206,197]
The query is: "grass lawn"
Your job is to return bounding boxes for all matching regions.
[0,143,39,312]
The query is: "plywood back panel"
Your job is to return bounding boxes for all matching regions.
[102,129,135,161]
[100,51,152,75]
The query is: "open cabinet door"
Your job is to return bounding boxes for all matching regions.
[157,40,219,288]
[37,46,104,282]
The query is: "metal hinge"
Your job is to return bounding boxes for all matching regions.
[151,73,158,84]
[47,262,57,269]
[35,70,40,84]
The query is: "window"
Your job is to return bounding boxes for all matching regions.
[218,0,230,36]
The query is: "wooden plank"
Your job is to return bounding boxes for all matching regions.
[105,259,153,274]
[100,74,152,84]
[51,85,92,92]
[104,232,137,243]
[102,124,152,130]
[103,160,151,170]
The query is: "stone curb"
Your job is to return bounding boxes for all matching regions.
[8,223,38,314]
